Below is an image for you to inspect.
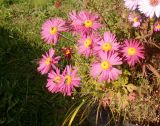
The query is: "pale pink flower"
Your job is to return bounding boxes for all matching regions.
[46,67,63,93]
[121,39,144,66]
[101,96,111,107]
[41,18,67,44]
[128,92,137,102]
[154,20,160,31]
[124,0,139,10]
[94,31,119,55]
[90,52,122,82]
[37,48,60,75]
[61,65,80,96]
[128,13,142,27]
[77,33,101,57]
[138,0,160,18]
[69,11,101,35]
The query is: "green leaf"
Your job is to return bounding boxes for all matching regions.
[68,100,85,126]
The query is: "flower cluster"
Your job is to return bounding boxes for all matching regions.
[124,0,160,31]
[37,48,80,96]
[47,65,80,96]
[37,10,144,95]
[33,0,160,123]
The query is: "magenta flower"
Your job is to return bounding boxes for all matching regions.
[121,39,144,66]
[124,0,139,10]
[70,11,101,35]
[61,65,80,96]
[94,31,119,55]
[128,13,142,27]
[37,48,60,75]
[41,18,67,44]
[69,10,79,21]
[154,20,160,32]
[77,33,101,57]
[69,11,79,35]
[90,52,122,82]
[138,0,160,18]
[46,67,63,93]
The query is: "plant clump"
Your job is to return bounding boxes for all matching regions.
[37,0,160,125]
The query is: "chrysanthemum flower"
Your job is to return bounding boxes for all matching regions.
[41,18,67,44]
[154,20,160,31]
[78,33,101,57]
[70,11,101,35]
[94,31,119,55]
[69,11,79,23]
[69,11,79,34]
[61,65,80,96]
[121,39,144,66]
[62,47,73,59]
[124,0,139,10]
[138,0,160,18]
[37,48,60,75]
[90,52,122,82]
[46,67,63,93]
[128,13,142,27]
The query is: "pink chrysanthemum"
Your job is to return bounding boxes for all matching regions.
[128,13,142,27]
[77,33,101,57]
[90,52,122,82]
[41,18,67,44]
[46,67,63,93]
[124,0,139,10]
[69,11,79,35]
[37,48,60,75]
[154,20,160,31]
[69,10,79,21]
[61,65,80,96]
[94,31,119,55]
[128,92,137,102]
[138,0,160,18]
[70,11,101,35]
[121,39,144,66]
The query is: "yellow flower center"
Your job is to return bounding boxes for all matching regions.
[84,38,92,48]
[133,17,138,23]
[65,75,72,85]
[155,24,160,29]
[84,20,93,28]
[101,61,111,70]
[102,42,112,51]
[54,76,61,84]
[50,27,58,35]
[66,49,70,55]
[45,57,52,65]
[127,47,137,56]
